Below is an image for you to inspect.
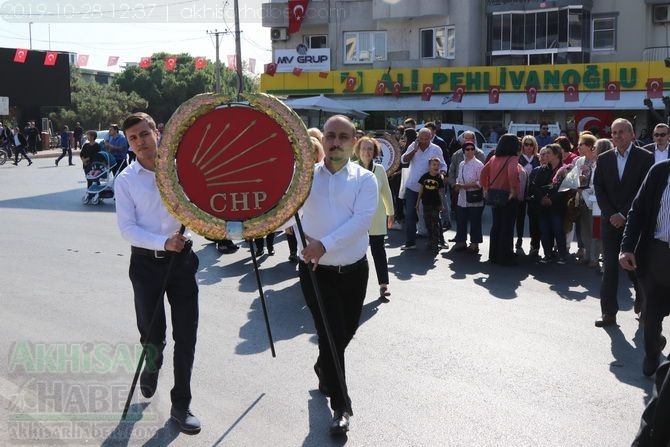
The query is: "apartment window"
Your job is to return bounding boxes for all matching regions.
[421,26,455,59]
[592,16,616,51]
[304,35,327,49]
[344,31,387,63]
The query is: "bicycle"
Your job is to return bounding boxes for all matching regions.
[0,143,14,165]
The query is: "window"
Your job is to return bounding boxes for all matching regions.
[344,31,387,63]
[304,35,327,49]
[592,17,616,51]
[420,26,455,59]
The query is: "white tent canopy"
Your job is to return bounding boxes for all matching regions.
[282,94,369,118]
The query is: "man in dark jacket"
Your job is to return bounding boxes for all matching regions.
[620,159,670,376]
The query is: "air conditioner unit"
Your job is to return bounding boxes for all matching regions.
[270,27,289,41]
[653,5,670,24]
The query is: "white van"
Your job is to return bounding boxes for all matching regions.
[416,123,494,155]
[507,121,562,139]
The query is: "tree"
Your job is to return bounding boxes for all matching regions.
[114,53,259,124]
[48,67,148,131]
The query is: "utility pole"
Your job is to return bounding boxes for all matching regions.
[234,0,244,100]
[206,29,227,94]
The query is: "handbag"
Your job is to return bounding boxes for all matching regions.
[485,157,512,207]
[486,188,509,207]
[466,188,484,203]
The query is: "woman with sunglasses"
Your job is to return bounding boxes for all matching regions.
[452,141,485,253]
[516,135,541,256]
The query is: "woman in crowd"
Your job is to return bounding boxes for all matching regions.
[570,132,598,264]
[582,138,613,270]
[530,144,568,264]
[516,135,541,255]
[480,134,521,266]
[354,136,394,300]
[452,140,485,253]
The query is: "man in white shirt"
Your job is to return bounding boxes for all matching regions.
[114,112,201,434]
[400,127,448,249]
[644,123,670,165]
[298,115,378,435]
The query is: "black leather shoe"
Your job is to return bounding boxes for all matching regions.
[267,246,275,256]
[170,406,201,434]
[329,410,350,435]
[255,248,264,257]
[313,362,330,396]
[139,366,159,398]
[594,314,617,328]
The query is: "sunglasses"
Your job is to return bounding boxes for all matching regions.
[463,146,475,151]
[523,142,534,146]
[654,133,668,137]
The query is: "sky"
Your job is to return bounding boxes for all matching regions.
[0,0,272,72]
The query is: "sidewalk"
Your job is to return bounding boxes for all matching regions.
[32,148,81,159]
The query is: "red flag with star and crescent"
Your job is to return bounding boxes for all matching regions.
[288,0,309,34]
[392,81,402,97]
[421,84,433,102]
[165,56,177,71]
[107,56,119,66]
[453,85,465,103]
[525,85,538,104]
[264,63,277,76]
[139,57,152,69]
[292,67,303,76]
[604,81,620,101]
[345,75,357,92]
[14,48,28,63]
[488,85,500,104]
[647,78,664,99]
[375,80,386,96]
[564,83,579,102]
[44,51,58,66]
[76,54,89,67]
[194,56,207,70]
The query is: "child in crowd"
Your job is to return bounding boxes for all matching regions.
[416,157,445,254]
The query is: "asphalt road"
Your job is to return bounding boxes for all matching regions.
[0,157,664,446]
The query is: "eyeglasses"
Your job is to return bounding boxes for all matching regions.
[463,147,475,151]
[654,133,668,137]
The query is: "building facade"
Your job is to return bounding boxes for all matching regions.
[260,0,670,139]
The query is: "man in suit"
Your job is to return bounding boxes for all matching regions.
[620,159,670,376]
[593,118,654,327]
[643,123,670,165]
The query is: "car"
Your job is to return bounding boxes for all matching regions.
[86,129,125,148]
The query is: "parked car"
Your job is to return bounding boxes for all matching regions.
[87,130,125,148]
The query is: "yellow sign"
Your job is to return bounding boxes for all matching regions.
[261,61,666,95]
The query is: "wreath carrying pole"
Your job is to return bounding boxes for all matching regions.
[248,240,277,358]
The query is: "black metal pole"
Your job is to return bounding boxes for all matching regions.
[294,213,351,414]
[248,238,277,358]
[121,225,186,421]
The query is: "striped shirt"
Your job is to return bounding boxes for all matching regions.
[654,174,670,243]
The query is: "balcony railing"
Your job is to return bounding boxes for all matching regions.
[643,46,670,61]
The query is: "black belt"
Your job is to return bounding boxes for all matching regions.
[652,238,670,247]
[301,257,367,274]
[131,246,170,259]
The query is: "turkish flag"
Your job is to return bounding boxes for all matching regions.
[194,56,207,70]
[76,54,89,67]
[165,56,177,71]
[318,71,329,78]
[392,81,402,97]
[488,85,500,104]
[107,56,119,66]
[292,67,303,76]
[375,80,386,96]
[139,57,152,69]
[288,0,309,34]
[44,51,58,66]
[564,83,579,102]
[647,78,664,99]
[525,85,538,104]
[453,85,465,103]
[604,81,620,101]
[421,84,433,102]
[264,63,277,76]
[345,75,357,92]
[227,55,237,70]
[13,48,28,63]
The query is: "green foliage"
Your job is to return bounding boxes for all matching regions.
[114,53,259,125]
[48,67,148,131]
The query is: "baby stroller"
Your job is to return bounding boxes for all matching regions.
[83,151,117,205]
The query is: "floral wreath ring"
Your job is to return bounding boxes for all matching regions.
[156,92,314,240]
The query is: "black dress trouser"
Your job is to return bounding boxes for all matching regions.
[129,250,199,410]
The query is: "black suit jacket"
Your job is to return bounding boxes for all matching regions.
[644,142,670,160]
[593,145,654,227]
[621,159,670,274]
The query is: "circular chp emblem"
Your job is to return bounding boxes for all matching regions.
[375,132,401,175]
[157,92,314,240]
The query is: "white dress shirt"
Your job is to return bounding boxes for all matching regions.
[298,160,378,266]
[615,143,632,180]
[654,144,670,165]
[114,161,185,250]
[401,141,448,193]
